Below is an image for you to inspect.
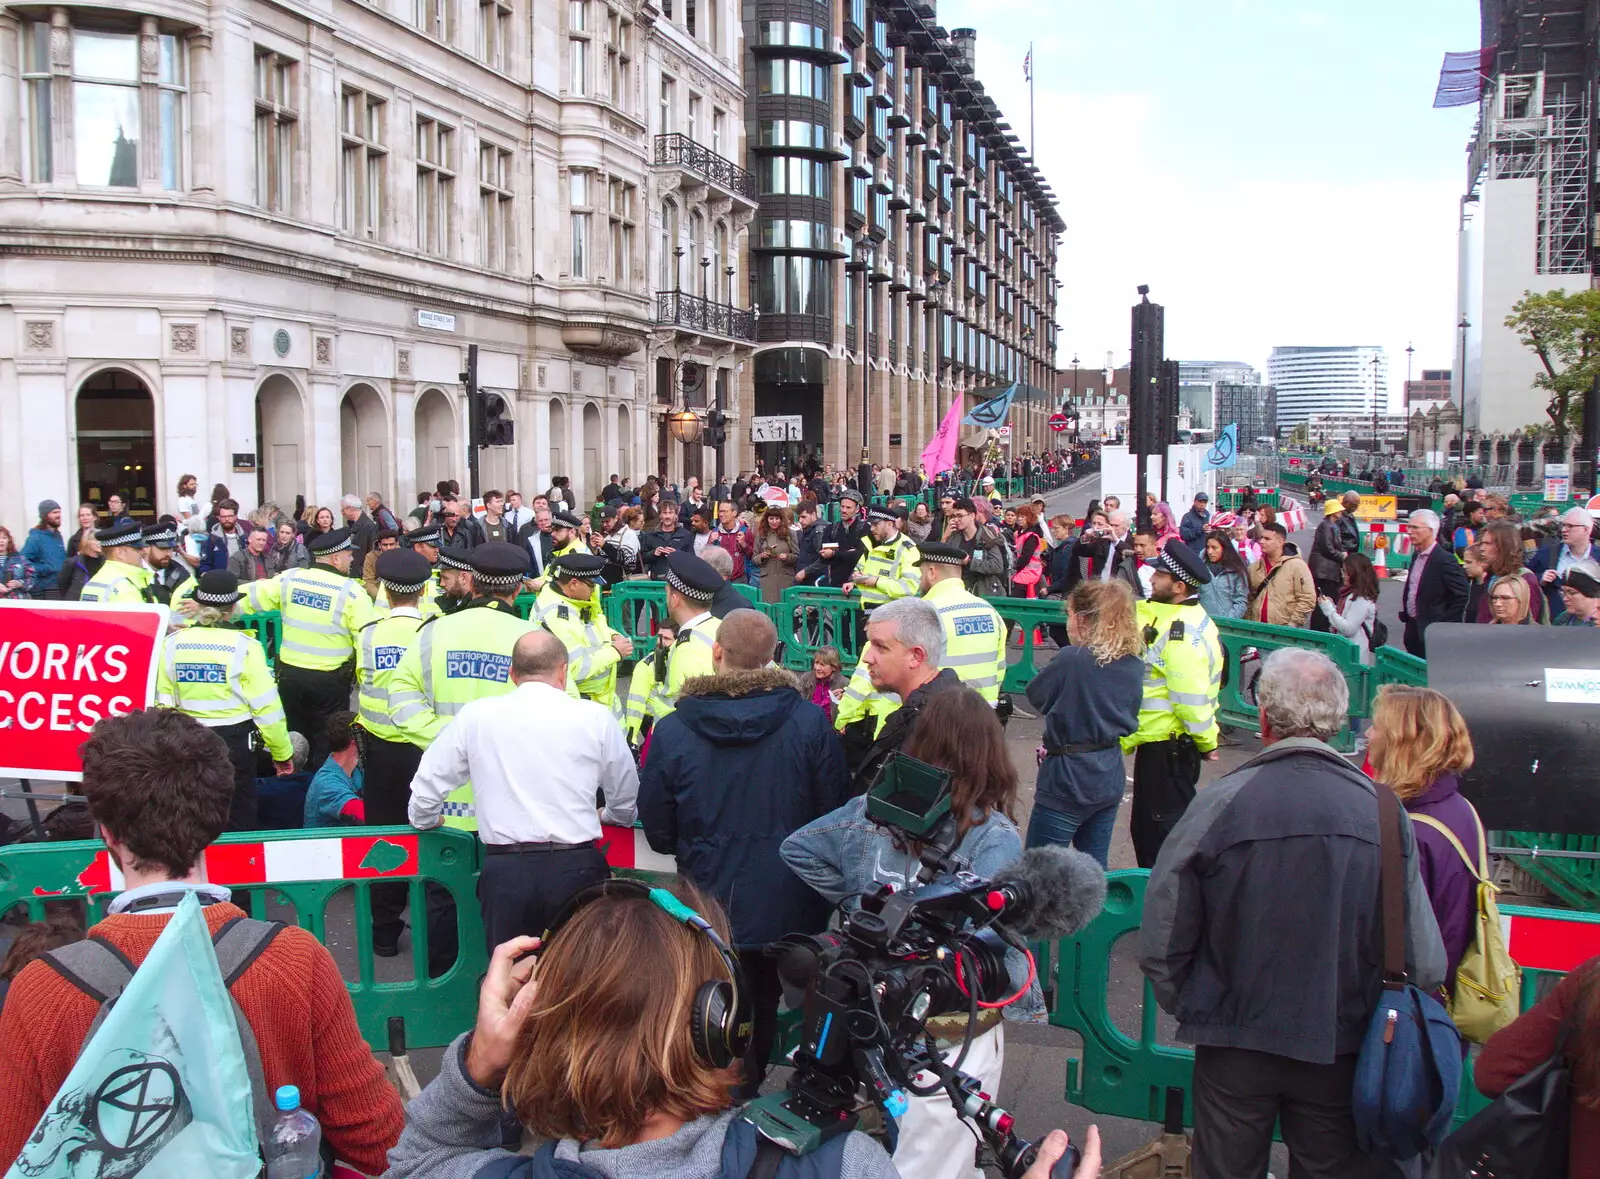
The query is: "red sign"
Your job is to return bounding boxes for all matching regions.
[0,600,169,780]
[1048,413,1069,432]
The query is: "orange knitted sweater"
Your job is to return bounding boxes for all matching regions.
[0,903,405,1175]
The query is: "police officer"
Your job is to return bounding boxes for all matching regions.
[142,521,190,606]
[79,518,152,604]
[356,549,432,957]
[435,547,476,614]
[241,527,372,770]
[154,570,292,829]
[377,526,443,617]
[532,551,633,710]
[641,552,724,726]
[1124,541,1221,868]
[845,503,921,611]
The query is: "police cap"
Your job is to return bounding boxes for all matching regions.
[665,551,723,603]
[193,570,244,605]
[308,527,354,555]
[406,523,443,547]
[551,510,584,531]
[436,546,474,572]
[141,522,179,549]
[868,503,908,524]
[377,549,433,594]
[1154,541,1211,588]
[95,517,145,548]
[469,541,531,589]
[916,541,967,566]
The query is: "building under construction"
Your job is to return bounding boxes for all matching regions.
[1456,0,1598,441]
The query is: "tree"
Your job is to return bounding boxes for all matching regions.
[1504,287,1600,439]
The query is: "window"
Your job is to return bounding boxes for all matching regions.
[712,222,728,303]
[658,198,678,290]
[609,178,636,287]
[416,115,455,256]
[569,1,589,96]
[758,256,831,317]
[712,108,726,158]
[659,76,675,134]
[570,169,593,279]
[757,156,830,198]
[757,59,828,98]
[73,30,142,186]
[478,142,513,271]
[689,211,706,295]
[254,49,296,212]
[605,10,632,107]
[477,0,511,69]
[21,24,50,182]
[340,87,386,238]
[416,0,453,42]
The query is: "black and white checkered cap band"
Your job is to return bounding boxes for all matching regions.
[472,571,523,589]
[867,507,898,523]
[1157,547,1203,587]
[99,525,144,547]
[380,576,430,594]
[315,535,354,555]
[920,549,965,565]
[194,587,243,604]
[437,551,473,571]
[666,568,716,602]
[142,528,179,546]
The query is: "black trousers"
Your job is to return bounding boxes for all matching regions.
[215,721,258,831]
[735,950,784,1099]
[277,662,353,772]
[363,735,424,943]
[1193,1046,1411,1179]
[1131,737,1201,869]
[477,843,610,953]
[1309,578,1341,632]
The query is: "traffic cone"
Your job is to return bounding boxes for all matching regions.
[1373,537,1388,579]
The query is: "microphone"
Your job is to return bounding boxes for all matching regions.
[983,845,1107,942]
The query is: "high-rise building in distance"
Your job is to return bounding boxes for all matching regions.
[1267,346,1388,429]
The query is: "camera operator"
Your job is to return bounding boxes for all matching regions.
[782,689,1043,1179]
[386,887,1098,1179]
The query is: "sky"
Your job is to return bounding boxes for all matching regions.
[937,0,1482,410]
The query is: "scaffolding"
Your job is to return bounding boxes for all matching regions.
[1472,71,1592,275]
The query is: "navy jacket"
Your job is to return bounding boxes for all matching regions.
[638,524,693,578]
[639,668,850,948]
[1527,540,1596,620]
[1026,647,1143,811]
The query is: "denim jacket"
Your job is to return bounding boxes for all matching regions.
[780,796,1046,1021]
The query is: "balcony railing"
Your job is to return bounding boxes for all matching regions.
[657,290,757,342]
[653,133,758,201]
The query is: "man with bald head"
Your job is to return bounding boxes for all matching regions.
[640,609,850,1097]
[410,629,638,949]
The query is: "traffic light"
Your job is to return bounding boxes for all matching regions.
[482,391,514,446]
[704,407,727,449]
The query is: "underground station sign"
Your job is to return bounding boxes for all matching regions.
[0,601,169,781]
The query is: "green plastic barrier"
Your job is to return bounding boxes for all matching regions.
[1495,831,1600,911]
[1372,645,1427,692]
[776,586,863,672]
[604,580,669,662]
[1358,531,1413,574]
[1211,617,1368,741]
[991,598,1065,693]
[1051,869,1574,1131]
[238,611,283,664]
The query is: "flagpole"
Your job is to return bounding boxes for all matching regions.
[1028,42,1035,156]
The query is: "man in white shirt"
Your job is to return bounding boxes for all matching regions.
[409,631,638,950]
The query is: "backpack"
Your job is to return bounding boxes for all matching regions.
[1411,809,1521,1043]
[1351,785,1464,1160]
[41,915,284,1153]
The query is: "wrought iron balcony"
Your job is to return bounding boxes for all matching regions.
[653,133,758,202]
[657,290,757,342]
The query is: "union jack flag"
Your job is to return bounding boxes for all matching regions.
[1023,48,1032,82]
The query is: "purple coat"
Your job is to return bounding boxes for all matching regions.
[1401,774,1481,991]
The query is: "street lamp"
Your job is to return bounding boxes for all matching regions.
[854,236,875,495]
[1457,316,1470,462]
[668,408,703,445]
[1370,354,1381,459]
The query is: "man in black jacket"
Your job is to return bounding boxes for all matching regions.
[638,500,693,578]
[846,597,962,790]
[639,611,849,1097]
[803,489,869,587]
[792,501,825,581]
[1398,509,1468,656]
[1306,497,1359,631]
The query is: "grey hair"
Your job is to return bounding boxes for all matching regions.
[700,545,734,577]
[1408,509,1439,533]
[1561,506,1595,528]
[340,493,362,510]
[191,604,239,628]
[1108,510,1129,530]
[868,598,944,665]
[1257,648,1348,742]
[288,730,310,771]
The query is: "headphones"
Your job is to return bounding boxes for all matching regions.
[540,880,751,1070]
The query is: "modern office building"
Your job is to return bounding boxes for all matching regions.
[0,0,752,526]
[1176,360,1259,437]
[1215,381,1277,448]
[1302,413,1408,449]
[1267,346,1388,429]
[1404,368,1453,413]
[738,4,1064,475]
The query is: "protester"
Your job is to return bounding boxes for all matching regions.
[56,532,101,599]
[20,501,64,595]
[0,527,36,599]
[1025,581,1144,866]
[269,519,310,572]
[783,687,1047,1179]
[753,504,797,603]
[0,709,405,1173]
[1246,521,1316,627]
[946,496,1010,598]
[1178,492,1211,554]
[1198,531,1249,619]
[0,913,83,1012]
[227,524,274,582]
[1140,648,1446,1179]
[700,545,758,620]
[1474,519,1547,624]
[800,645,848,722]
[907,501,934,541]
[1011,503,1046,597]
[1487,572,1538,625]
[640,611,850,1099]
[1400,508,1469,655]
[1367,686,1482,993]
[66,502,97,557]
[1316,551,1381,665]
[304,711,366,826]
[1150,501,1181,549]
[1557,560,1600,626]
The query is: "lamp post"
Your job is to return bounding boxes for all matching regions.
[673,245,685,299]
[855,236,875,497]
[1370,353,1381,459]
[1457,316,1471,465]
[724,264,735,319]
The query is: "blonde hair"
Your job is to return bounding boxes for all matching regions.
[810,645,843,674]
[1488,573,1532,624]
[1066,580,1143,666]
[1367,686,1475,799]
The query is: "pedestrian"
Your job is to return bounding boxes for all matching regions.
[1316,551,1382,665]
[0,527,36,599]
[638,498,693,578]
[208,497,253,566]
[1178,492,1211,554]
[409,632,637,952]
[640,611,850,1098]
[1527,505,1595,620]
[65,502,97,557]
[1308,498,1357,632]
[1229,516,1261,566]
[57,533,101,600]
[783,687,1048,1179]
[0,709,405,1175]
[174,473,200,521]
[947,497,1010,598]
[800,645,848,722]
[227,524,274,583]
[1198,531,1249,619]
[20,501,63,596]
[1461,542,1489,622]
[907,501,934,541]
[753,504,797,603]
[1367,686,1484,995]
[1246,521,1316,628]
[1400,509,1469,655]
[1140,648,1446,1179]
[1125,541,1222,868]
[1556,561,1600,626]
[1471,519,1546,624]
[306,504,336,542]
[1025,580,1144,866]
[269,519,310,573]
[1486,573,1538,625]
[791,500,826,584]
[359,528,402,597]
[1011,503,1046,597]
[808,489,870,588]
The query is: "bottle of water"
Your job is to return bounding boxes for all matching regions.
[266,1085,323,1179]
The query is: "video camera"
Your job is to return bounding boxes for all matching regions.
[742,754,1105,1178]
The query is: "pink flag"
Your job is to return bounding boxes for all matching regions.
[920,396,965,476]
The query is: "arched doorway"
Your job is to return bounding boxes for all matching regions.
[340,384,390,503]
[256,375,306,508]
[76,369,156,520]
[616,405,632,482]
[414,388,459,497]
[582,402,602,503]
[548,399,567,490]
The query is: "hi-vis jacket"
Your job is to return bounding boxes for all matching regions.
[1122,598,1222,754]
[376,577,443,619]
[386,598,536,831]
[851,533,921,611]
[355,608,425,742]
[79,559,152,605]
[241,564,371,671]
[643,613,721,722]
[531,584,620,709]
[154,624,292,762]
